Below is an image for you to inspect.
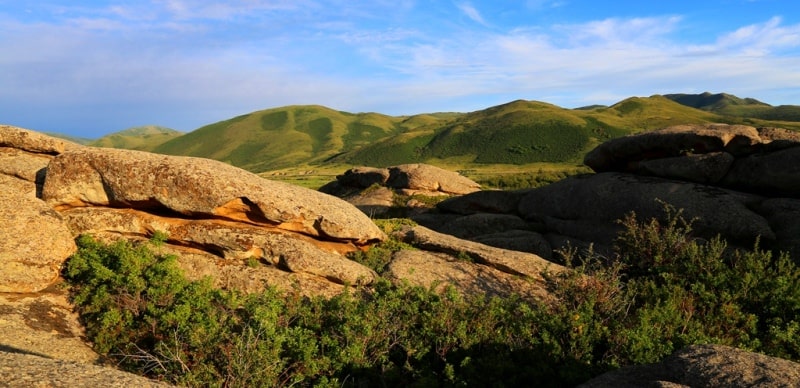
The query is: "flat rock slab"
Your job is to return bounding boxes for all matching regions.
[0,125,81,155]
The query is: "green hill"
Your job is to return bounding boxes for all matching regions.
[91,125,183,151]
[140,95,800,173]
[665,92,800,122]
[153,105,451,172]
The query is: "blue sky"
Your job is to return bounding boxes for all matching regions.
[1,0,799,138]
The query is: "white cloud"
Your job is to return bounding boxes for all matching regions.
[456,2,489,26]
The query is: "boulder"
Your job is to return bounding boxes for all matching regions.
[579,344,800,387]
[436,189,533,215]
[471,230,553,260]
[0,175,76,293]
[393,225,565,280]
[435,213,534,239]
[584,124,764,172]
[635,151,734,184]
[518,172,774,245]
[386,164,481,195]
[0,124,81,155]
[385,250,552,301]
[721,146,800,196]
[42,147,385,245]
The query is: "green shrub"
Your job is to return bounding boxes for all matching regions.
[63,205,800,387]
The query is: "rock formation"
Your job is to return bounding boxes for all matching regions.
[579,344,800,387]
[319,163,481,217]
[430,124,800,259]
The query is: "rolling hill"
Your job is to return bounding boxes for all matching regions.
[91,125,183,151]
[81,93,800,174]
[665,92,800,122]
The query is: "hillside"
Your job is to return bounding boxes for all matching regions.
[152,105,450,171]
[108,94,800,173]
[665,92,800,122]
[91,125,183,151]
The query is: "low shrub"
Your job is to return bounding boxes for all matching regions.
[63,205,800,386]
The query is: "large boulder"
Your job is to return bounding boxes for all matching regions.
[518,172,774,245]
[42,147,385,245]
[722,146,800,196]
[0,175,76,293]
[386,164,481,195]
[579,344,800,387]
[0,124,81,155]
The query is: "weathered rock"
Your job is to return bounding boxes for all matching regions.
[471,230,553,260]
[42,147,385,245]
[435,213,533,239]
[579,344,800,387]
[0,287,98,363]
[0,175,76,293]
[721,146,800,196]
[0,351,173,387]
[386,250,552,300]
[436,189,533,215]
[0,147,51,184]
[584,124,764,172]
[0,124,81,155]
[342,186,396,217]
[61,207,377,286]
[386,164,481,195]
[336,166,390,188]
[394,225,565,280]
[754,198,800,258]
[635,151,734,184]
[518,172,774,245]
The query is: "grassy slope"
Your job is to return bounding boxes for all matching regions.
[665,92,800,123]
[144,95,800,176]
[91,125,184,151]
[153,105,448,171]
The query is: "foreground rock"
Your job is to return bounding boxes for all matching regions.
[39,147,384,293]
[0,351,173,387]
[0,175,76,293]
[579,344,800,387]
[43,147,385,245]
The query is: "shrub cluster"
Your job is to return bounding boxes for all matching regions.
[63,207,800,387]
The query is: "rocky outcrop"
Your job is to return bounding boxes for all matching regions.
[320,163,481,217]
[431,124,800,259]
[38,146,384,291]
[579,344,800,387]
[386,225,565,301]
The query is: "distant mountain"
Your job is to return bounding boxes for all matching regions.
[91,125,183,151]
[664,92,800,122]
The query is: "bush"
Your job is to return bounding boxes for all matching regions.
[63,205,800,386]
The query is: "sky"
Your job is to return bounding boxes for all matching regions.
[1,0,799,138]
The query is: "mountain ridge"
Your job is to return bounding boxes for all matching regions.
[81,93,800,173]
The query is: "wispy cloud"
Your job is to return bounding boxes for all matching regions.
[456,2,489,26]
